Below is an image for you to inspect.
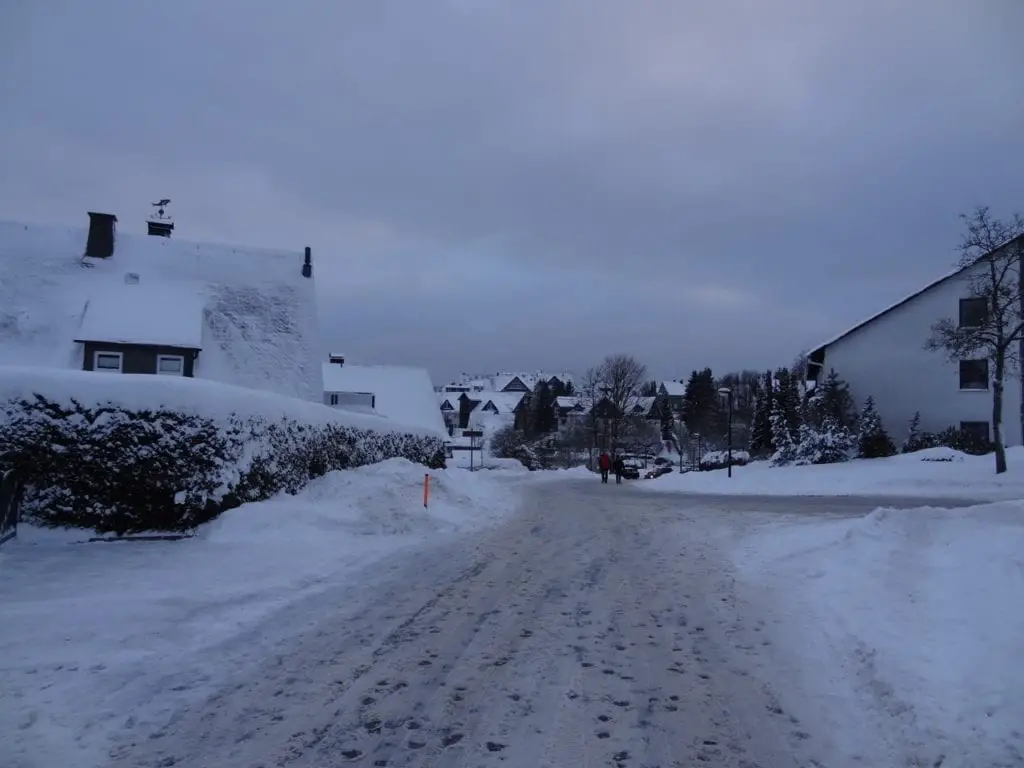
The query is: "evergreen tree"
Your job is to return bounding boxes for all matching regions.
[640,380,659,397]
[795,416,855,465]
[808,369,857,431]
[527,381,557,436]
[658,396,674,440]
[682,368,720,441]
[561,380,575,397]
[770,398,798,465]
[773,367,803,436]
[749,370,775,457]
[857,396,896,458]
[901,411,938,454]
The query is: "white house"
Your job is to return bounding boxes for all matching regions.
[322,357,448,439]
[806,255,1023,447]
[0,212,322,401]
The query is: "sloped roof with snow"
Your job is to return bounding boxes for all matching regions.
[660,380,686,396]
[322,362,446,438]
[74,282,205,348]
[479,391,527,413]
[0,219,321,400]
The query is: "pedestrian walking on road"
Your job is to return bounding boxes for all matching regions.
[598,451,611,483]
[612,456,624,484]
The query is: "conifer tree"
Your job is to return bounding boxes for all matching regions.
[901,411,937,454]
[749,370,775,457]
[857,396,896,458]
[770,397,797,465]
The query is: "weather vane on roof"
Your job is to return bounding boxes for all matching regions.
[147,198,175,238]
[151,199,171,220]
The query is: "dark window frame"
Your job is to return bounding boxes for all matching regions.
[959,297,988,328]
[959,421,990,441]
[959,359,989,390]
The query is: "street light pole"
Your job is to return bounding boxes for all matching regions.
[718,387,734,478]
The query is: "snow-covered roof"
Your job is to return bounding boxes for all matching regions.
[74,282,205,349]
[492,373,533,392]
[555,396,580,409]
[660,380,686,396]
[632,396,657,413]
[479,391,526,413]
[322,362,446,438]
[0,219,321,400]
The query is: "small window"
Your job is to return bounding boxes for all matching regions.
[959,359,989,390]
[156,355,184,376]
[94,351,123,372]
[960,421,990,441]
[329,394,339,406]
[959,297,988,328]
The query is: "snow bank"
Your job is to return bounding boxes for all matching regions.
[642,446,1024,499]
[206,458,516,541]
[0,461,519,768]
[733,502,1024,765]
[0,365,436,438]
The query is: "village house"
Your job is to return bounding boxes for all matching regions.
[322,355,448,439]
[0,208,321,400]
[807,237,1024,446]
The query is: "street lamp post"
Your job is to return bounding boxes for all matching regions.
[718,387,734,478]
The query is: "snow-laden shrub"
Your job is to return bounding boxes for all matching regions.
[935,426,993,456]
[698,449,750,471]
[0,394,446,534]
[794,417,855,465]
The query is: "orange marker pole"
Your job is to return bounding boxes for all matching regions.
[423,473,430,509]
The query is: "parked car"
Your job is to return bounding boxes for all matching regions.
[644,465,673,479]
[620,461,641,480]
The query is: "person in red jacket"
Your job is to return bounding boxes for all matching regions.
[598,451,611,483]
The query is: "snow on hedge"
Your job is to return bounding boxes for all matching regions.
[0,366,447,533]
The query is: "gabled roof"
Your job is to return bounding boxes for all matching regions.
[0,219,321,400]
[322,362,446,437]
[493,373,532,391]
[631,396,657,414]
[809,234,1024,361]
[477,390,527,414]
[660,380,686,396]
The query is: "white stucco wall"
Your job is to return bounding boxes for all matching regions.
[817,266,1022,446]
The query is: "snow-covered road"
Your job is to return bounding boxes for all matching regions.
[98,480,976,768]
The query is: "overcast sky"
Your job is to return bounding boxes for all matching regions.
[1,1,1022,385]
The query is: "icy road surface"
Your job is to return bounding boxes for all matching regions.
[108,481,974,768]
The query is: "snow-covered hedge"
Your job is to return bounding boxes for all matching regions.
[698,450,750,471]
[0,368,446,534]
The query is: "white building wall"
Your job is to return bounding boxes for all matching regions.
[818,266,1022,446]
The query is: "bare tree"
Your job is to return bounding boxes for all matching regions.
[597,354,648,452]
[926,207,1024,474]
[576,366,603,465]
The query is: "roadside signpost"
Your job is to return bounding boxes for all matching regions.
[463,430,484,471]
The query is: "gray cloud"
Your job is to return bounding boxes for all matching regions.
[1,0,1022,383]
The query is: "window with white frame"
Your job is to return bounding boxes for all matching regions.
[94,351,123,372]
[330,393,339,406]
[156,355,185,376]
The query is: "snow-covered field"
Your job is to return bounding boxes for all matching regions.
[643,445,1024,499]
[727,499,1024,766]
[0,459,524,768]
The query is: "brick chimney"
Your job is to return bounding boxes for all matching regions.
[302,246,312,278]
[85,212,117,258]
